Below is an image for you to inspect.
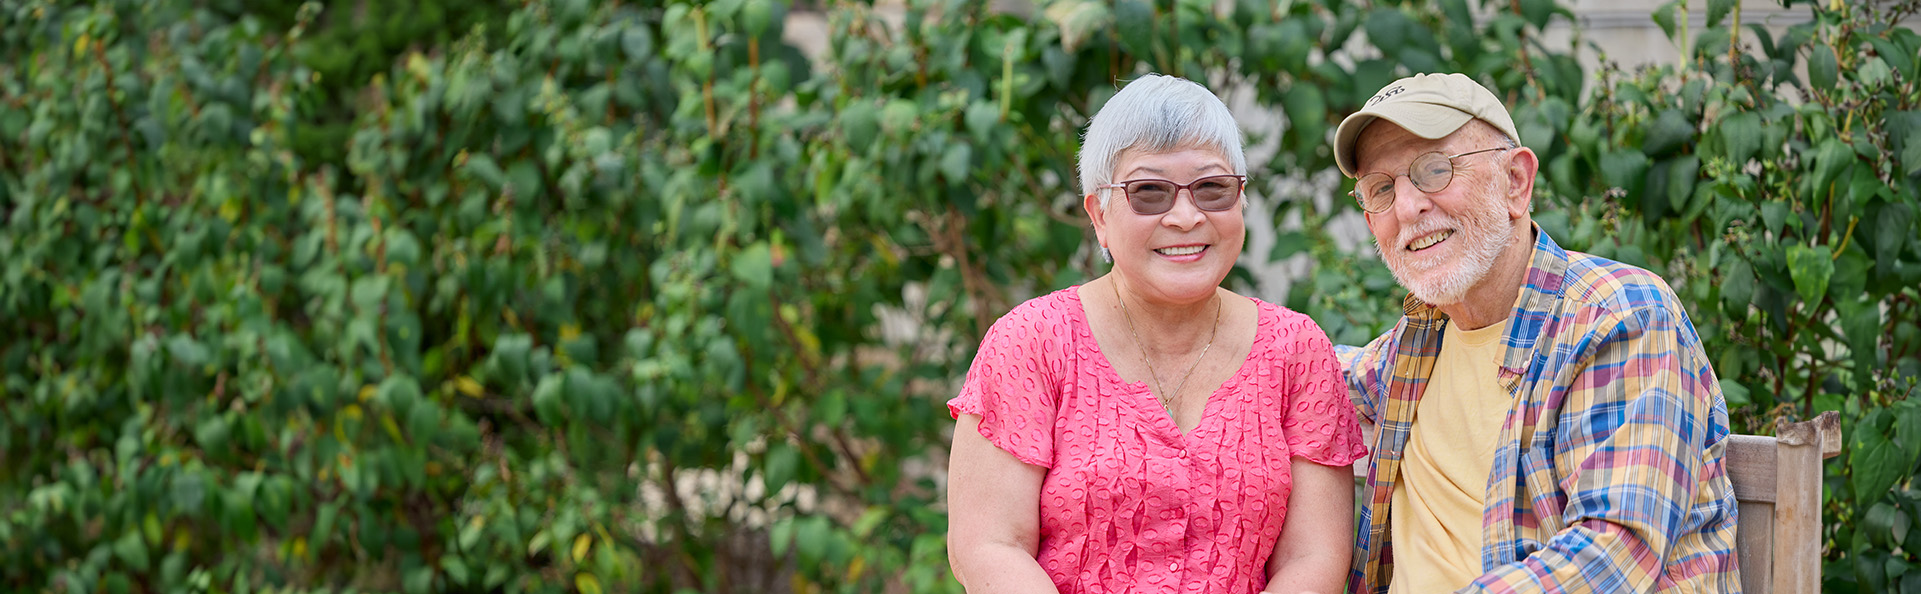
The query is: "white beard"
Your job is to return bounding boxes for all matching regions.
[1378,182,1511,306]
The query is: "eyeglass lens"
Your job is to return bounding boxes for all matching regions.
[1123,175,1243,215]
[1357,151,1458,212]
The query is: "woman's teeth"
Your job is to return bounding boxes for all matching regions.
[1157,245,1205,256]
[1408,230,1453,251]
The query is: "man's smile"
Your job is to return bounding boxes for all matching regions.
[1407,230,1454,252]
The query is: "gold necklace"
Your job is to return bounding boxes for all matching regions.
[1111,280,1222,412]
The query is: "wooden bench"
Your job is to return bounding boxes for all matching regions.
[1352,411,1842,593]
[1726,411,1842,594]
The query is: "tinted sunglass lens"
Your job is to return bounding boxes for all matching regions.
[1194,176,1241,210]
[1126,181,1174,214]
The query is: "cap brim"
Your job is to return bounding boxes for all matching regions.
[1333,103,1476,177]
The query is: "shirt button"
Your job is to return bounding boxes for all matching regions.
[1169,560,1181,572]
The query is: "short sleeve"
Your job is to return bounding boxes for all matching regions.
[947,299,1065,468]
[1276,314,1369,466]
[1336,332,1394,424]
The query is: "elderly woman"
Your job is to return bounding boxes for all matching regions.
[946,74,1366,594]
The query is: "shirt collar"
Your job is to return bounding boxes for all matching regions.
[1398,224,1566,388]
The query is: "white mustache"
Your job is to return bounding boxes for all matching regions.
[1395,216,1459,248]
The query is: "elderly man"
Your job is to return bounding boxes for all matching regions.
[1331,73,1742,594]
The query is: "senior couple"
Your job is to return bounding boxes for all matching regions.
[946,73,1741,594]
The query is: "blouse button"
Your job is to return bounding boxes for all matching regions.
[1169,560,1181,572]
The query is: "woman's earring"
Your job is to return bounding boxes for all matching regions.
[1099,247,1112,263]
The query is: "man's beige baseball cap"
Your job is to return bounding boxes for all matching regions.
[1333,73,1521,177]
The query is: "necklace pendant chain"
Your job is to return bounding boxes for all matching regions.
[1111,280,1223,414]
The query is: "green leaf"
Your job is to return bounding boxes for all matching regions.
[1599,150,1650,196]
[1868,200,1915,281]
[1114,0,1154,55]
[1720,257,1754,318]
[770,517,796,557]
[1665,155,1701,215]
[1363,8,1411,54]
[1705,0,1735,27]
[194,415,230,451]
[464,154,506,190]
[442,556,471,585]
[1044,0,1111,53]
[840,105,879,149]
[1808,44,1839,91]
[1517,0,1554,29]
[940,142,973,184]
[1267,231,1312,261]
[1760,201,1790,235]
[964,101,1001,143]
[104,573,130,594]
[407,401,440,445]
[1719,379,1751,408]
[1717,111,1762,167]
[113,531,150,572]
[167,335,209,370]
[1831,247,1870,303]
[404,565,434,594]
[1812,138,1855,199]
[532,374,564,424]
[1889,111,1921,176]
[1894,402,1921,475]
[620,27,654,60]
[764,442,798,494]
[1854,410,1905,500]
[1786,244,1833,307]
[1840,298,1882,389]
[507,160,542,201]
[143,512,162,546]
[731,242,773,292]
[576,572,604,594]
[1651,0,1681,41]
[379,374,422,419]
[741,0,774,37]
[794,516,829,564]
[493,334,533,385]
[1642,109,1694,157]
[1745,23,1779,60]
[1865,501,1902,548]
[1282,84,1327,161]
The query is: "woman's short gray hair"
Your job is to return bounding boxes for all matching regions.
[1078,74,1247,209]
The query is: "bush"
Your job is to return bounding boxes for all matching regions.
[1,0,1913,592]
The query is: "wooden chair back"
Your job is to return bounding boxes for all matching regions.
[1724,411,1842,594]
[1351,411,1842,594]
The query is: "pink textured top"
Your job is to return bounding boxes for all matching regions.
[949,288,1367,594]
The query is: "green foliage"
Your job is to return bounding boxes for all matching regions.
[238,0,517,168]
[1,0,1915,592]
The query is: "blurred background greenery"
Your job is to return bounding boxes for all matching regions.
[2,0,1917,592]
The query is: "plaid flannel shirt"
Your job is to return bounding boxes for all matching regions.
[1338,227,1742,594]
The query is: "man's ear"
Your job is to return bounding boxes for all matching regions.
[1504,147,1540,220]
[1084,192,1109,247]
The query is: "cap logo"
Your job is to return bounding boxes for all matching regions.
[1367,85,1405,106]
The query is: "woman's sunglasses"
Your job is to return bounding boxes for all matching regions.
[1098,174,1247,215]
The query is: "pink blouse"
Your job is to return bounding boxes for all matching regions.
[949,288,1366,594]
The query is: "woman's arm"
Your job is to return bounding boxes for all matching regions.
[1263,459,1355,594]
[947,413,1058,594]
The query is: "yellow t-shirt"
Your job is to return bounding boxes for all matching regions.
[1388,318,1511,594]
